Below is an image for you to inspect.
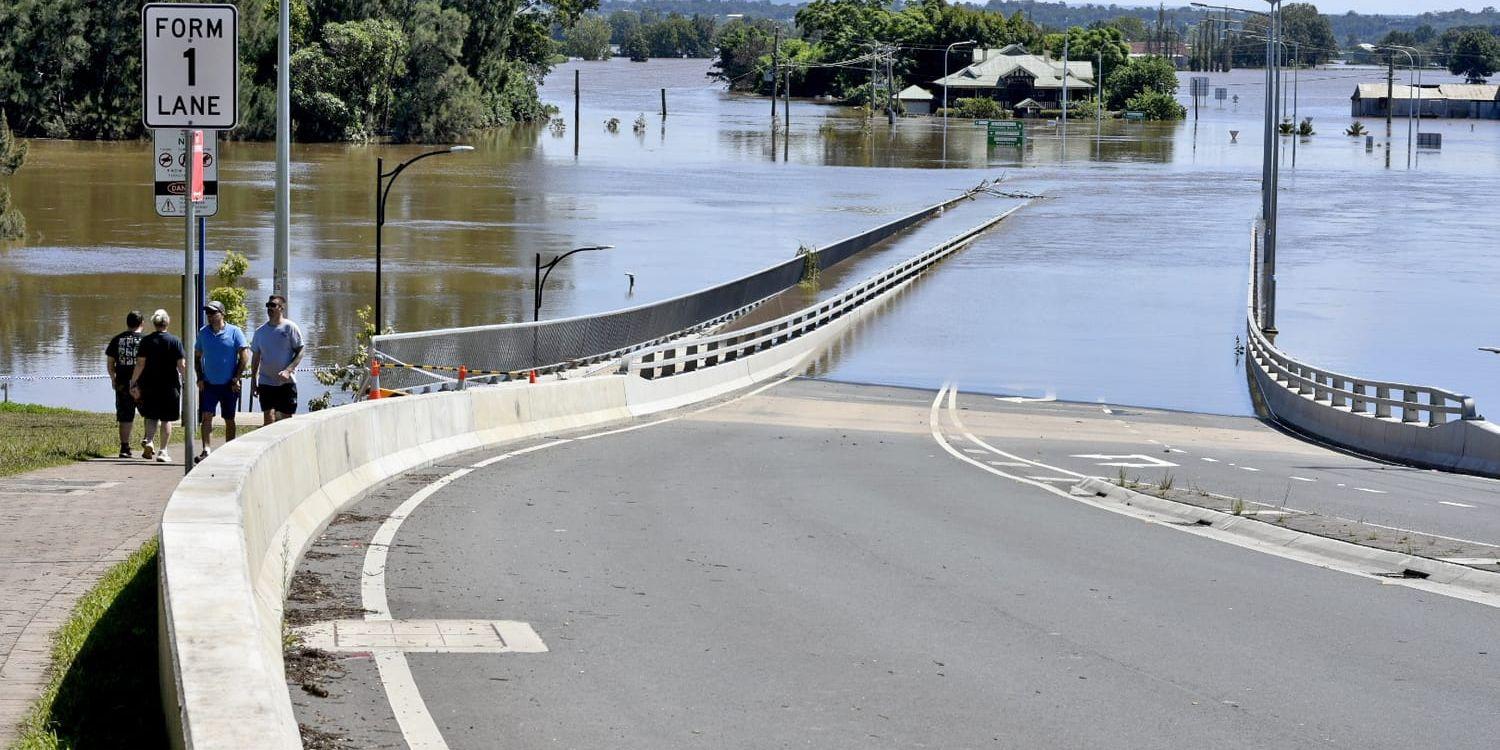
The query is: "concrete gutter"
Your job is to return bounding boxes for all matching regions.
[158,209,1006,748]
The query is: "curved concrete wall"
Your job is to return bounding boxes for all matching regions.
[158,243,942,748]
[1246,324,1500,480]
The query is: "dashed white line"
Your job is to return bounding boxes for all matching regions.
[1027,476,1080,483]
[1354,488,1387,494]
[1201,457,1220,463]
[1240,466,1261,472]
[1289,476,1316,482]
[1440,501,1476,508]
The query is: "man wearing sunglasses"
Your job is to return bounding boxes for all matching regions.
[196,300,251,464]
[250,294,304,424]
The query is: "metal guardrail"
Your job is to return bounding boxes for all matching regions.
[1244,224,1480,428]
[621,204,1028,379]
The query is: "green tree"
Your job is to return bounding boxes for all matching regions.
[566,14,614,60]
[1125,89,1185,120]
[623,31,651,62]
[1043,26,1130,84]
[1100,15,1148,42]
[710,18,779,91]
[1279,4,1337,65]
[608,10,642,44]
[1106,56,1178,110]
[209,250,251,330]
[292,18,407,141]
[393,2,489,143]
[0,111,25,240]
[1448,28,1500,82]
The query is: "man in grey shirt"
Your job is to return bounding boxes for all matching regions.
[250,294,304,423]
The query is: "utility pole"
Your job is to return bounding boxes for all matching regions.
[771,28,780,120]
[274,0,290,305]
[574,69,580,157]
[886,53,896,124]
[870,48,877,119]
[1385,56,1394,139]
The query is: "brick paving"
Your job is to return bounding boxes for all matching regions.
[0,452,188,743]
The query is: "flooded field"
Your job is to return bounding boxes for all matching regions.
[1,59,1496,416]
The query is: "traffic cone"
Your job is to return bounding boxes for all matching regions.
[528,369,537,384]
[369,360,382,400]
[458,365,468,389]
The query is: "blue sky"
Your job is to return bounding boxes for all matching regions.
[1107,1,1491,13]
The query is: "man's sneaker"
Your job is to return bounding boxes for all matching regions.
[141,442,156,461]
[118,444,133,459]
[155,450,171,464]
[196,447,211,463]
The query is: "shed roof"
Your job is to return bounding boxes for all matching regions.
[1353,83,1498,101]
[897,84,933,101]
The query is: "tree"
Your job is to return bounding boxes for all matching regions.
[1279,4,1337,65]
[566,14,613,60]
[1449,28,1500,82]
[1105,56,1178,110]
[291,18,407,141]
[1101,15,1148,42]
[1125,89,1185,120]
[623,30,650,62]
[710,18,778,91]
[392,2,489,143]
[0,111,25,240]
[1043,26,1130,85]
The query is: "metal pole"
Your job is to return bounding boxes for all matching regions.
[1061,35,1069,129]
[1414,50,1422,168]
[1385,56,1394,140]
[533,253,542,322]
[374,157,383,328]
[197,217,207,329]
[182,130,197,475]
[771,28,779,120]
[661,88,666,118]
[274,0,290,305]
[1291,41,1298,167]
[1263,1,1279,337]
[784,68,791,161]
[1096,50,1102,147]
[1403,48,1414,169]
[574,69,580,157]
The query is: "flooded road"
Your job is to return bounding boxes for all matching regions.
[1,59,1496,416]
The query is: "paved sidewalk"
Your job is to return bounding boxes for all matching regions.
[0,450,189,743]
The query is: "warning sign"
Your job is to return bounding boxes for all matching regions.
[154,128,218,217]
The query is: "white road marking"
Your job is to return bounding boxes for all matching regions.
[1166,448,1187,454]
[963,448,988,454]
[1440,501,1476,508]
[932,384,1500,609]
[1354,488,1388,494]
[987,461,1031,467]
[296,619,548,654]
[1201,457,1220,463]
[1027,476,1080,483]
[996,395,1056,403]
[1240,466,1261,472]
[1070,453,1180,469]
[1439,557,1499,565]
[1336,483,1347,488]
[1289,476,1316,482]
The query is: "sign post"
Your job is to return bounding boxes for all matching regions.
[144,2,237,473]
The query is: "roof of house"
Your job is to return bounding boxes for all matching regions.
[1014,98,1043,109]
[897,84,934,101]
[1353,83,1499,101]
[932,46,1094,91]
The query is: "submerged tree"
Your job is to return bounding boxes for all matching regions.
[0,111,27,240]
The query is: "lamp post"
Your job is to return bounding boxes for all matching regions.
[534,245,614,322]
[1359,43,1419,169]
[1192,1,1279,336]
[942,39,977,162]
[374,145,474,329]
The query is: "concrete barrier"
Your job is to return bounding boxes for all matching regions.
[158,207,1013,748]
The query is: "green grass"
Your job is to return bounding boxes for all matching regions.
[9,538,166,750]
[0,402,122,478]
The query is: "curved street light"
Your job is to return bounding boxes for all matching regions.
[1359,43,1421,169]
[375,145,475,328]
[941,40,978,164]
[535,245,614,322]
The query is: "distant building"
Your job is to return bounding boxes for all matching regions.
[1350,83,1500,119]
[896,85,934,115]
[1128,41,1188,69]
[930,44,1095,115]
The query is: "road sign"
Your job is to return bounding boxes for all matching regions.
[1190,76,1210,98]
[155,128,218,217]
[1215,87,1228,102]
[987,120,1024,146]
[142,3,239,129]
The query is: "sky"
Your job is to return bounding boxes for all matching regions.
[1106,1,1491,14]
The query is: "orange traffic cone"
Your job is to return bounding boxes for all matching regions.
[458,365,468,389]
[369,360,382,400]
[528,369,537,384]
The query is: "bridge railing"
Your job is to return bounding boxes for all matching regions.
[1244,224,1498,478]
[621,204,1026,379]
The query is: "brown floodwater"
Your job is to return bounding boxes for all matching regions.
[2,59,1497,416]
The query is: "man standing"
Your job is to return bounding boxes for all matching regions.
[128,309,186,464]
[195,300,249,463]
[251,294,304,424]
[104,311,144,458]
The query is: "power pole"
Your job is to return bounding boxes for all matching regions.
[886,53,896,124]
[771,28,779,120]
[1385,56,1394,138]
[870,47,877,119]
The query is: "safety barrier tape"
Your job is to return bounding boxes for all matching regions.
[0,366,346,382]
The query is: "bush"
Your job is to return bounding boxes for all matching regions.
[1107,56,1179,110]
[954,97,1005,119]
[1063,98,1101,119]
[1125,90,1185,121]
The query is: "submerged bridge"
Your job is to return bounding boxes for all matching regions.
[154,188,1500,748]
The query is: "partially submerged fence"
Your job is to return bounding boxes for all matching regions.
[1244,226,1500,477]
[372,184,999,391]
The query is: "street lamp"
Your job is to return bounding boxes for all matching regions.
[1196,1,1280,337]
[1481,347,1500,355]
[942,39,977,162]
[375,145,475,328]
[1359,43,1420,169]
[534,245,614,322]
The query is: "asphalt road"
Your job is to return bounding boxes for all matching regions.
[290,379,1500,749]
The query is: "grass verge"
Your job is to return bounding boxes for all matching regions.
[0,402,122,478]
[8,538,166,750]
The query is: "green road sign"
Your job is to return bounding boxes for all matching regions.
[986,120,1024,146]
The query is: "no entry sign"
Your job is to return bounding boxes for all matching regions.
[142,3,238,130]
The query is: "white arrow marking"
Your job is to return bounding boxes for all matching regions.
[1071,453,1180,469]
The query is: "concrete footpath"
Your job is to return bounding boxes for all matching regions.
[0,412,262,744]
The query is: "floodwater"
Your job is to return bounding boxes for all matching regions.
[1,59,1496,416]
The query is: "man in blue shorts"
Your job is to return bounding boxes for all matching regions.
[195,300,249,463]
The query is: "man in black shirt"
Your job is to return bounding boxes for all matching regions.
[128,309,187,464]
[104,311,144,458]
